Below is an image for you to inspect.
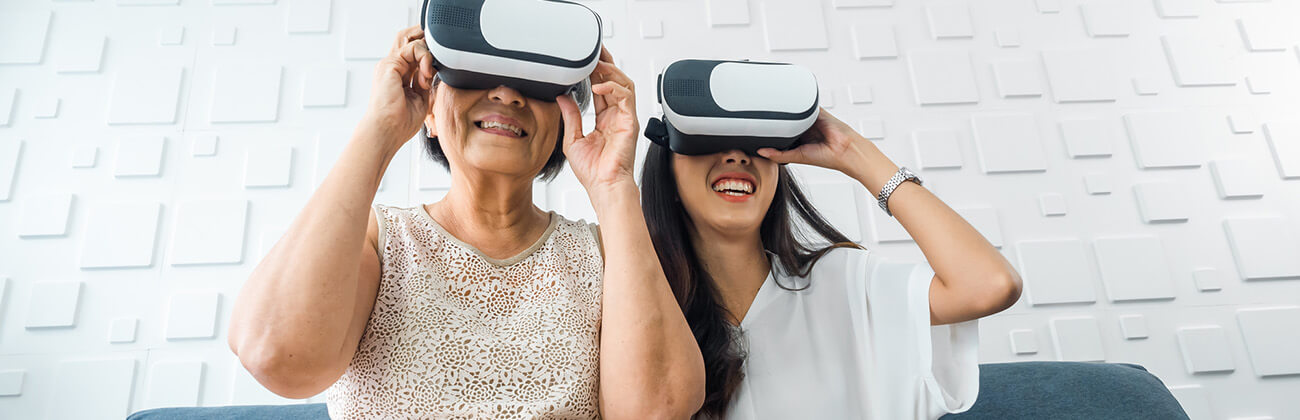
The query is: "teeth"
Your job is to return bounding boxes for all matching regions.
[711,179,754,194]
[480,120,523,136]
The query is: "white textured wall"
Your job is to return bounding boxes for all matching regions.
[2,0,1299,418]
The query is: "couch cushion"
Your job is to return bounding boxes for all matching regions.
[127,403,328,420]
[941,361,1189,420]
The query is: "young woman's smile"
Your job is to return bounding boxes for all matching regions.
[710,171,757,203]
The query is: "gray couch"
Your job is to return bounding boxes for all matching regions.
[128,361,1190,419]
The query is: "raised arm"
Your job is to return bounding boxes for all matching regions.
[226,26,436,397]
[758,110,1023,326]
[556,47,706,419]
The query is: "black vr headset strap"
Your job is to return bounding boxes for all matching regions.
[644,117,670,148]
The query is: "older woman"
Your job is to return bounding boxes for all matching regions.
[227,26,704,419]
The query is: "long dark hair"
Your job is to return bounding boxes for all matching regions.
[639,143,862,418]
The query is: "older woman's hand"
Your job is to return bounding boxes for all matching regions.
[360,25,437,150]
[557,47,639,196]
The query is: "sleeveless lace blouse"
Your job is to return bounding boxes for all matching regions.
[326,204,604,419]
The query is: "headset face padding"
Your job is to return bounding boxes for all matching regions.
[645,59,820,156]
[422,0,600,112]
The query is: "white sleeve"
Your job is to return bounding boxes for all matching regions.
[906,260,981,416]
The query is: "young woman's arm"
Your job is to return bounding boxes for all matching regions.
[557,49,706,419]
[226,26,436,397]
[758,111,1023,326]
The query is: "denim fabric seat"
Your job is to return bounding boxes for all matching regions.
[128,361,1189,419]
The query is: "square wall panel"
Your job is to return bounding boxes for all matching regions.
[1009,329,1039,354]
[1015,239,1097,306]
[0,370,23,396]
[0,139,19,200]
[1119,314,1148,339]
[0,10,51,64]
[1208,159,1265,199]
[1080,2,1132,37]
[211,63,283,123]
[1236,306,1300,377]
[302,67,348,108]
[170,200,248,265]
[761,1,829,51]
[1133,181,1190,223]
[925,1,973,39]
[16,193,74,237]
[907,51,980,105]
[1059,119,1114,158]
[1154,0,1200,18]
[56,34,106,74]
[851,24,897,59]
[165,291,221,340]
[1092,236,1177,302]
[1041,49,1120,103]
[49,359,137,419]
[244,145,294,188]
[912,129,963,169]
[286,0,332,34]
[991,60,1044,98]
[1177,326,1236,374]
[108,66,185,125]
[1050,317,1106,362]
[343,2,407,60]
[146,361,204,408]
[25,282,82,329]
[1223,217,1300,281]
[970,114,1048,174]
[80,201,162,269]
[1262,122,1300,179]
[708,0,751,27]
[1123,111,1205,169]
[1162,34,1236,87]
[114,136,167,178]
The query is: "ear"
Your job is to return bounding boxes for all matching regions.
[423,110,437,139]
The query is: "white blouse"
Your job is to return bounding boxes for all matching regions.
[723,247,980,420]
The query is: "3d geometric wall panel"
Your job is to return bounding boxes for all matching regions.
[49,359,137,419]
[79,202,162,269]
[971,113,1048,174]
[1235,307,1300,377]
[1092,235,1177,303]
[1123,111,1206,169]
[3,1,1299,418]
[1015,239,1098,306]
[1222,217,1300,281]
[169,200,249,265]
[1050,316,1106,362]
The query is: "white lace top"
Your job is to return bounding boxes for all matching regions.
[326,203,604,419]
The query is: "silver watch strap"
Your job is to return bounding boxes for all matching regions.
[876,166,921,217]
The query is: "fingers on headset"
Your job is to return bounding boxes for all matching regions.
[555,95,583,140]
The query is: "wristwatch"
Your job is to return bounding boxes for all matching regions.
[876,166,922,217]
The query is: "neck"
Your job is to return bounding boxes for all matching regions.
[429,169,549,258]
[689,223,769,325]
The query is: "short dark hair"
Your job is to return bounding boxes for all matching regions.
[421,77,567,181]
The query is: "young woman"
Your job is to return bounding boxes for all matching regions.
[227,26,705,419]
[641,109,1023,419]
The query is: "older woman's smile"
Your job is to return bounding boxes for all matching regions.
[474,113,529,138]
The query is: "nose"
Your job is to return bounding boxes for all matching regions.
[721,149,750,165]
[487,85,525,108]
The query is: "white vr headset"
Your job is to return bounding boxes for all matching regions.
[421,0,600,112]
[644,59,821,156]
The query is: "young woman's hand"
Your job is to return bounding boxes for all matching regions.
[359,25,437,150]
[557,47,640,196]
[756,109,895,183]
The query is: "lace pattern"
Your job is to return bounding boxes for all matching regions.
[326,204,604,419]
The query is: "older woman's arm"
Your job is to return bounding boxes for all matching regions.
[227,26,437,397]
[758,110,1022,326]
[557,49,706,419]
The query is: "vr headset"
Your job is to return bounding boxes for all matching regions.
[421,0,600,112]
[644,59,820,156]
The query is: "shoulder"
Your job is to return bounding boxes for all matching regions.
[806,246,872,278]
[551,212,603,251]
